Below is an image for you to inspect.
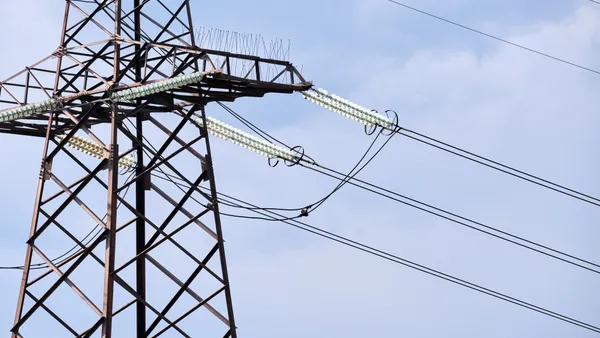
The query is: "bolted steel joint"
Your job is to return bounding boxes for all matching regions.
[40,160,53,181]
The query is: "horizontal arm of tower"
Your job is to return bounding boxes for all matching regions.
[0,41,311,137]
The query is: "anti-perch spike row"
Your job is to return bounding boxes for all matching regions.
[195,116,295,161]
[56,134,136,169]
[301,88,392,127]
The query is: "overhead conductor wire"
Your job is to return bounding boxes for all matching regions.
[385,0,600,76]
[146,172,600,335]
[210,102,397,219]
[396,124,600,208]
[303,88,600,208]
[157,103,395,223]
[216,103,600,276]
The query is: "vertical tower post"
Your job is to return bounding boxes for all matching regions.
[11,1,71,337]
[102,2,122,335]
[133,1,147,337]
[200,106,238,338]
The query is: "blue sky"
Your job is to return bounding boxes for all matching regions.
[1,0,599,337]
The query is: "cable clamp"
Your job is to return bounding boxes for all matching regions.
[300,208,309,217]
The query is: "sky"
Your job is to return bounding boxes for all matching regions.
[1,0,600,337]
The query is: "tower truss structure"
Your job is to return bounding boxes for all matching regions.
[0,1,310,337]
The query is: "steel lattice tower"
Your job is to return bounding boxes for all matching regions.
[0,1,310,337]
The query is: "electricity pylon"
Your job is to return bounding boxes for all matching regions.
[0,1,310,337]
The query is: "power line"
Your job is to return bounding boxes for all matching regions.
[385,0,600,76]
[302,129,394,215]
[216,104,600,275]
[217,102,396,216]
[217,102,279,144]
[154,158,600,332]
[303,162,600,275]
[226,99,600,209]
[212,190,600,334]
[302,89,600,208]
[398,128,600,207]
[306,87,600,207]
[150,119,392,222]
[129,156,600,334]
[139,171,600,333]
